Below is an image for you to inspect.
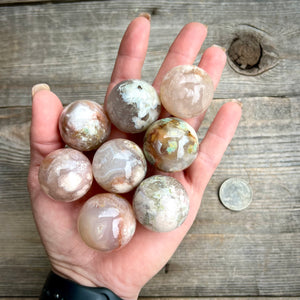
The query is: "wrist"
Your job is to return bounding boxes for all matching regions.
[52,265,98,288]
[40,270,124,300]
[49,265,140,300]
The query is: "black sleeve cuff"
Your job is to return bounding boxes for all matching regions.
[40,270,123,300]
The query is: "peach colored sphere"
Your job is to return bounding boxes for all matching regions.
[38,148,93,202]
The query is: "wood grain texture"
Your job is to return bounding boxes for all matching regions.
[0,96,299,297]
[1,298,299,300]
[143,96,300,297]
[0,0,299,106]
[0,0,299,298]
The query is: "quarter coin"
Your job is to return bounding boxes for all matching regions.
[219,178,253,211]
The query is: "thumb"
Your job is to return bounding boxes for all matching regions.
[30,84,64,167]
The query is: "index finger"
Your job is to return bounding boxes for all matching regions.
[106,15,151,97]
[152,22,208,91]
[185,45,227,130]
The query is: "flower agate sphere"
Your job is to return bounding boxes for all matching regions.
[106,79,161,133]
[160,65,214,118]
[59,100,111,151]
[78,193,136,252]
[38,148,93,202]
[93,139,147,193]
[133,175,189,232]
[143,117,199,172]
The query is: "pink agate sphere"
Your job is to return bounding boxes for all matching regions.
[92,139,147,193]
[160,65,214,119]
[59,100,111,151]
[77,193,136,252]
[38,148,93,202]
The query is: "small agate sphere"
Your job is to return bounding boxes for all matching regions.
[59,100,111,151]
[143,117,199,172]
[77,193,136,252]
[160,65,214,119]
[92,139,147,193]
[38,148,93,202]
[133,175,189,232]
[106,79,161,133]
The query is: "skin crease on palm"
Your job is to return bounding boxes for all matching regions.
[27,15,242,300]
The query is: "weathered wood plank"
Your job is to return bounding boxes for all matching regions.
[0,96,299,297]
[0,0,67,4]
[0,0,299,298]
[0,0,299,106]
[0,0,48,4]
[1,298,299,300]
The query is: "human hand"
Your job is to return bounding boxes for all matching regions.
[28,15,242,300]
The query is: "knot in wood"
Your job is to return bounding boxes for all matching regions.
[227,25,279,76]
[228,35,262,70]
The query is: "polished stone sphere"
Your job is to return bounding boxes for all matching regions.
[133,175,189,232]
[106,79,161,133]
[92,138,147,193]
[160,65,214,118]
[38,148,93,202]
[78,193,136,252]
[59,100,111,151]
[143,117,199,172]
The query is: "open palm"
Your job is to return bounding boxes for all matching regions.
[28,16,241,300]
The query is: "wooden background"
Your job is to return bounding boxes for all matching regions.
[0,0,299,299]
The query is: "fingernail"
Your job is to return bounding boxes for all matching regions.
[139,12,151,22]
[231,99,243,108]
[32,83,50,97]
[212,44,227,52]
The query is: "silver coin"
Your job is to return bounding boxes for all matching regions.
[219,178,253,211]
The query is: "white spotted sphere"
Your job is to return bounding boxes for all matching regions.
[92,139,147,193]
[106,79,161,133]
[38,148,93,202]
[133,175,189,232]
[160,65,214,119]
